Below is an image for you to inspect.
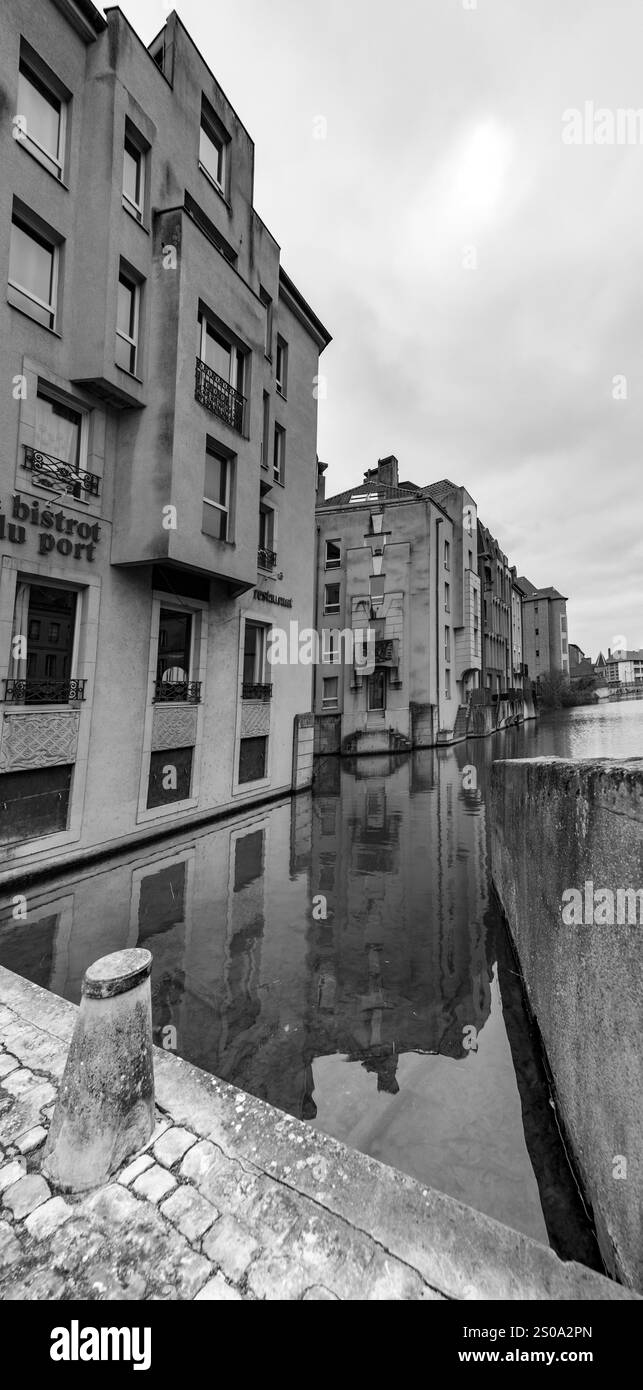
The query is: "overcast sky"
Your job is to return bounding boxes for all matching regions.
[119,0,643,658]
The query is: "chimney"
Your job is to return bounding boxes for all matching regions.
[316,458,327,503]
[377,455,399,488]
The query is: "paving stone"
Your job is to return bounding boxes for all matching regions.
[202,1214,260,1282]
[0,1160,27,1195]
[195,1273,243,1301]
[153,1126,197,1169]
[302,1285,340,1299]
[175,1249,212,1299]
[117,1153,155,1186]
[1,1068,38,1097]
[15,1125,47,1155]
[160,1185,218,1243]
[0,1220,22,1269]
[0,1083,58,1144]
[141,1116,171,1150]
[23,1196,73,1241]
[0,1055,20,1079]
[132,1163,176,1204]
[2,1173,50,1220]
[179,1139,221,1184]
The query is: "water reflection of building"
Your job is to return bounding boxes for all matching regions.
[306,752,493,1101]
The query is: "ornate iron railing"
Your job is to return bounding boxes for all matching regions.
[153,680,202,704]
[23,446,101,498]
[257,547,277,570]
[242,682,273,701]
[2,678,87,704]
[195,357,245,433]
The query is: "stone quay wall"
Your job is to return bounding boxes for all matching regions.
[489,757,643,1291]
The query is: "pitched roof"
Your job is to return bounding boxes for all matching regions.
[515,577,567,601]
[318,481,422,508]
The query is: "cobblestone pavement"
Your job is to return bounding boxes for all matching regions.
[0,973,638,1302]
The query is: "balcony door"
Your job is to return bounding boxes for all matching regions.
[156,608,192,700]
[10,583,78,704]
[198,316,244,395]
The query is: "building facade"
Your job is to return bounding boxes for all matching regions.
[516,578,569,681]
[313,460,480,752]
[476,521,524,696]
[0,2,330,874]
[602,649,643,685]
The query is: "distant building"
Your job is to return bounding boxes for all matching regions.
[477,523,524,694]
[314,460,482,752]
[603,650,643,685]
[515,578,569,681]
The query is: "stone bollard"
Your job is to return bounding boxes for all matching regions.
[42,949,154,1192]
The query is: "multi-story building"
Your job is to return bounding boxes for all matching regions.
[515,578,569,681]
[313,459,481,752]
[476,522,524,695]
[602,649,643,685]
[0,2,330,874]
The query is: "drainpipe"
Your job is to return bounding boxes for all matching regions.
[313,522,321,717]
[435,513,443,739]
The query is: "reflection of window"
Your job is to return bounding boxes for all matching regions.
[368,669,386,710]
[322,676,338,708]
[17,56,66,179]
[9,210,59,329]
[239,736,267,783]
[138,861,186,938]
[234,830,264,891]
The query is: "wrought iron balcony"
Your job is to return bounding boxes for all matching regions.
[23,446,101,498]
[195,357,245,434]
[374,638,399,667]
[153,680,202,704]
[2,678,87,705]
[242,682,273,701]
[257,547,277,570]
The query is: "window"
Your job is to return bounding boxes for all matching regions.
[535,648,540,658]
[324,584,340,614]
[322,630,339,663]
[155,608,192,700]
[115,268,140,374]
[468,550,473,569]
[535,627,539,635]
[368,669,386,711]
[325,539,341,569]
[239,736,267,783]
[273,423,285,484]
[199,101,228,193]
[34,389,82,485]
[445,582,450,612]
[122,129,145,222]
[198,314,245,396]
[7,583,78,704]
[444,539,450,571]
[147,747,193,808]
[243,622,267,686]
[8,211,58,329]
[445,625,450,661]
[17,56,66,179]
[202,445,232,541]
[258,506,275,566]
[261,391,270,468]
[0,765,72,844]
[445,670,451,700]
[322,677,339,708]
[276,337,288,396]
[260,287,273,358]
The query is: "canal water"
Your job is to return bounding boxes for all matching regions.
[1,701,641,1264]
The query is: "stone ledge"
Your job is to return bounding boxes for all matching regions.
[1,964,639,1302]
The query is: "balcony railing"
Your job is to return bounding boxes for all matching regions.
[195,357,245,434]
[2,678,87,705]
[153,680,202,704]
[242,682,273,701]
[23,446,101,498]
[257,547,277,570]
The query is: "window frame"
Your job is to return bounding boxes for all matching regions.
[367,668,386,711]
[8,209,59,330]
[275,336,288,396]
[322,676,339,709]
[198,312,246,396]
[273,422,285,485]
[199,101,229,196]
[115,266,141,375]
[122,125,146,223]
[17,53,67,181]
[260,286,273,359]
[202,444,232,542]
[325,538,341,570]
[324,583,340,615]
[242,620,268,686]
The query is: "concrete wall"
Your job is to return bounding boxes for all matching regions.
[489,756,643,1289]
